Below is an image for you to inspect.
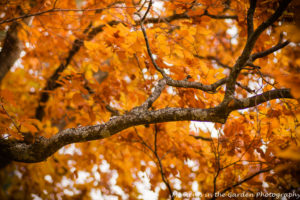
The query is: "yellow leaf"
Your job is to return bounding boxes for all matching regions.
[84,41,100,51]
[21,122,38,133]
[276,144,300,161]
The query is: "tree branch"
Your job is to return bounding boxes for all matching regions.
[190,135,212,141]
[194,55,232,69]
[153,124,174,200]
[228,89,293,111]
[251,40,290,61]
[223,0,291,100]
[139,4,229,93]
[218,168,271,195]
[247,0,257,40]
[166,77,228,92]
[132,79,167,112]
[0,106,229,163]
[1,86,294,164]
[34,9,236,120]
[140,11,169,78]
[203,9,238,20]
[0,23,22,82]
[236,82,255,93]
[0,3,125,25]
[35,38,85,120]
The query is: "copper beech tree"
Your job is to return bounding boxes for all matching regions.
[0,0,299,199]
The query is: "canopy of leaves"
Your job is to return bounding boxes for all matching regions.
[0,0,299,199]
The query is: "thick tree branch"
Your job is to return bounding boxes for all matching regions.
[4,0,292,166]
[0,87,294,163]
[247,0,257,39]
[228,89,293,111]
[0,23,22,82]
[35,21,119,120]
[1,106,228,163]
[35,38,84,120]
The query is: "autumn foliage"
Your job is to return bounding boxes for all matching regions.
[0,0,300,199]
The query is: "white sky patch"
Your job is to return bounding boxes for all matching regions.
[164,68,170,75]
[184,158,196,168]
[20,50,26,57]
[225,19,238,45]
[31,194,42,200]
[0,12,5,18]
[76,171,93,184]
[260,139,269,153]
[163,61,173,66]
[61,176,74,188]
[99,160,110,173]
[58,144,82,155]
[227,25,237,35]
[30,87,35,93]
[63,189,75,196]
[109,170,128,199]
[190,121,219,138]
[171,178,182,190]
[262,181,269,188]
[92,165,101,183]
[260,144,267,154]
[14,170,22,179]
[44,175,53,183]
[166,86,175,95]
[90,189,103,200]
[242,161,249,165]
[192,181,199,192]
[184,159,199,172]
[142,68,148,73]
[124,75,131,83]
[152,1,164,13]
[135,171,158,200]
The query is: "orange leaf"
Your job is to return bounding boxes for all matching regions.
[72,93,85,106]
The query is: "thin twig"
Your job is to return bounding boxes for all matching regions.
[190,135,213,141]
[218,168,271,194]
[139,1,168,78]
[212,134,221,200]
[236,82,255,93]
[0,5,133,25]
[153,124,174,200]
[133,125,174,199]
[251,40,290,61]
[0,103,21,133]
